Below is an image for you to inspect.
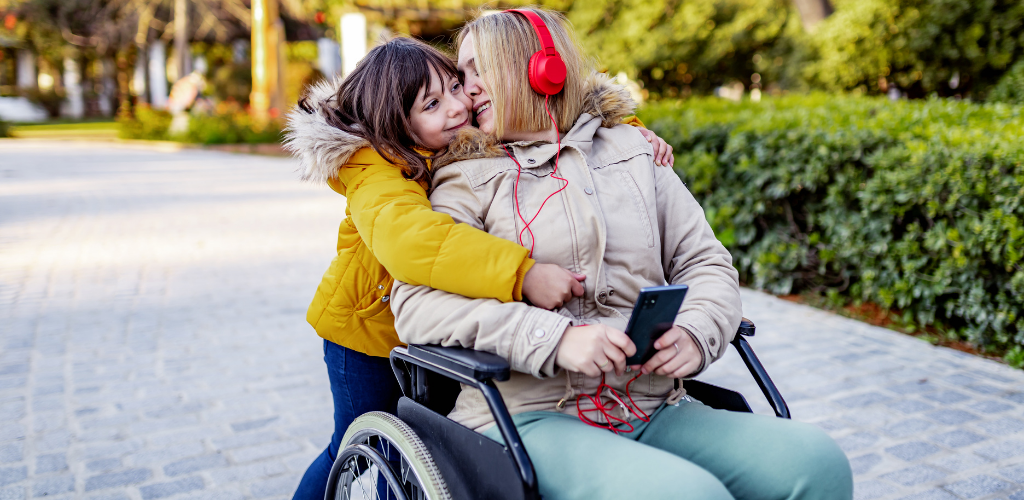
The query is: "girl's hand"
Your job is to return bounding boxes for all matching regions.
[637,127,674,167]
[634,326,702,378]
[522,264,585,310]
[556,325,636,377]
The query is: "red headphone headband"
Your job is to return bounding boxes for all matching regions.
[505,9,558,56]
[503,9,566,95]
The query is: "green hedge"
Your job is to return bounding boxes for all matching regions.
[0,120,10,138]
[640,94,1024,364]
[989,61,1024,105]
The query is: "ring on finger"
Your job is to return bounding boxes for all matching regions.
[598,360,609,369]
[673,342,680,356]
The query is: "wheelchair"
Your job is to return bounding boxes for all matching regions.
[324,319,789,500]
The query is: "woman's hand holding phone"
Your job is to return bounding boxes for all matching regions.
[556,325,636,377]
[631,326,702,378]
[522,264,585,310]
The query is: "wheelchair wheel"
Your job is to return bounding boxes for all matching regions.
[326,412,451,500]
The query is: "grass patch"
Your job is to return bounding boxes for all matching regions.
[11,120,119,139]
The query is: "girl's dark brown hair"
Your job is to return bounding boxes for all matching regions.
[298,37,459,182]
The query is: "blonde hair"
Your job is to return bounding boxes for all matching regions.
[457,8,594,139]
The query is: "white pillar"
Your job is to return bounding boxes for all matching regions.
[62,56,85,119]
[148,42,168,109]
[16,50,36,90]
[317,38,341,77]
[340,13,367,77]
[132,49,148,101]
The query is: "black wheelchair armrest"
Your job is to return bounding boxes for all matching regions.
[390,345,539,497]
[730,318,791,419]
[408,344,511,382]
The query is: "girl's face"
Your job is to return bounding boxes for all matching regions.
[457,33,495,135]
[408,68,473,150]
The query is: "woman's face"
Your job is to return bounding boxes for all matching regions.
[457,33,495,135]
[408,68,473,150]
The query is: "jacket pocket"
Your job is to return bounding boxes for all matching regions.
[355,277,394,318]
[327,243,394,319]
[618,171,655,248]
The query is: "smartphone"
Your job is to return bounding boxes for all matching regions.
[624,285,689,366]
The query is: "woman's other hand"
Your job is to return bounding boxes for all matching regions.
[637,127,675,167]
[556,325,636,377]
[635,326,702,378]
[522,264,585,309]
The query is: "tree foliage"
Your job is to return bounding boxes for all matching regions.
[989,59,1024,104]
[2,0,252,62]
[563,0,797,98]
[804,0,1024,97]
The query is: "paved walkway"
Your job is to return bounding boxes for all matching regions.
[0,141,1022,500]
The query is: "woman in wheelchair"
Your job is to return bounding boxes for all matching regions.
[389,9,854,500]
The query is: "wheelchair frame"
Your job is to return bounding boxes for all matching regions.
[381,318,789,500]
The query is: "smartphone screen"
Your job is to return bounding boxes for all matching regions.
[624,285,689,365]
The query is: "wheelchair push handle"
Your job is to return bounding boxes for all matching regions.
[738,317,756,337]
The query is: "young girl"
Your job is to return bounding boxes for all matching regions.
[391,9,853,500]
[284,36,673,499]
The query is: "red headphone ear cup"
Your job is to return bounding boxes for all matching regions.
[528,51,566,95]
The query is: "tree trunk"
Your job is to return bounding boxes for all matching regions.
[175,0,191,79]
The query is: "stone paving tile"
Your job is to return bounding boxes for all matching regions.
[930,429,986,448]
[2,141,1024,500]
[897,490,959,500]
[881,465,947,487]
[942,475,1013,498]
[138,476,205,500]
[886,442,943,462]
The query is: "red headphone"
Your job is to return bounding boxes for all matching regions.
[504,9,567,96]
[497,9,570,259]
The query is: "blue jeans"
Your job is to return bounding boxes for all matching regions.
[292,340,402,500]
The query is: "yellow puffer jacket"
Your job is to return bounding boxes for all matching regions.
[285,79,535,357]
[284,78,645,358]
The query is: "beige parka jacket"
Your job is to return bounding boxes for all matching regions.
[391,76,742,431]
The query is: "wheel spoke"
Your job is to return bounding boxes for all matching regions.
[338,423,439,500]
[353,457,371,500]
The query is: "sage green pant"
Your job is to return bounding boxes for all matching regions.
[482,400,852,500]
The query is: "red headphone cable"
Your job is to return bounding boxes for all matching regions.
[501,95,568,258]
[575,372,651,434]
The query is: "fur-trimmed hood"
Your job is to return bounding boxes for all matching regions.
[283,77,369,184]
[283,72,636,184]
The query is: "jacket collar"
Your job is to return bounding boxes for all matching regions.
[501,112,605,169]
